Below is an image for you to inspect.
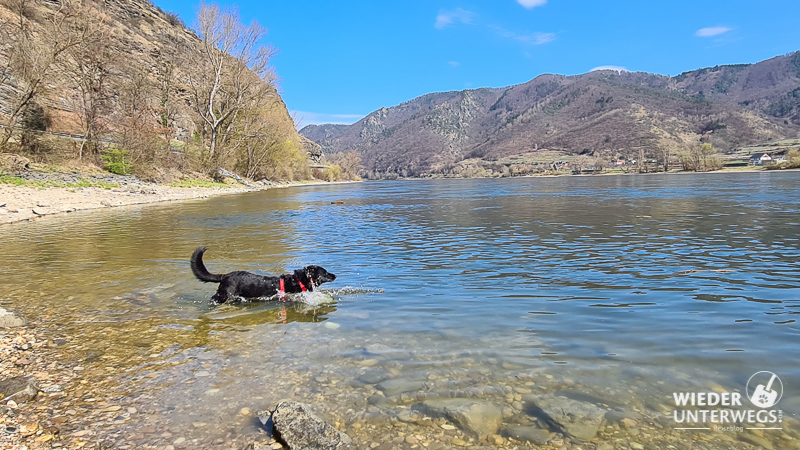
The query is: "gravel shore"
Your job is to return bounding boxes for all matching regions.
[0,325,68,450]
[0,171,334,225]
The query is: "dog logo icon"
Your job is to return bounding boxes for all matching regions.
[746,371,782,408]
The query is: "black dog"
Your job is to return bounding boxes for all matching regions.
[190,247,336,303]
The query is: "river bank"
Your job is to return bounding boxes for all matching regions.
[0,170,350,225]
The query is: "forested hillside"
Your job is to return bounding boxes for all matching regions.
[0,0,323,182]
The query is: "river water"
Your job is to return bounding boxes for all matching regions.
[2,172,799,448]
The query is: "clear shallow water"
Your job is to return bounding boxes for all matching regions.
[2,173,800,448]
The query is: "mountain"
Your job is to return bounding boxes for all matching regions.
[301,52,800,178]
[299,124,348,143]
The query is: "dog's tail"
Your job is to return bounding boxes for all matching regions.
[190,247,223,283]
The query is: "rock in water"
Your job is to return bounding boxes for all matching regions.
[502,425,551,445]
[375,378,426,396]
[0,307,24,327]
[357,369,391,385]
[0,376,39,402]
[264,401,351,449]
[414,398,501,439]
[524,395,606,443]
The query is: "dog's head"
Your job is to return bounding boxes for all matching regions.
[304,265,337,286]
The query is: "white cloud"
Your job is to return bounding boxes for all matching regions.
[435,8,475,29]
[695,26,732,37]
[493,26,555,45]
[291,111,364,129]
[517,0,547,9]
[448,61,460,67]
[590,65,628,72]
[529,32,556,45]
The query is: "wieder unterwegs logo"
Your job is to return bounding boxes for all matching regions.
[672,371,783,432]
[747,371,783,409]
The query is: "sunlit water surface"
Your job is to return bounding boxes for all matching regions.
[2,173,799,448]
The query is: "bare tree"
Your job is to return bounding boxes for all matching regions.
[676,147,696,172]
[116,70,158,166]
[232,100,283,179]
[63,6,115,158]
[572,155,592,174]
[676,143,722,172]
[153,28,185,150]
[637,147,648,173]
[0,0,85,147]
[0,13,13,91]
[186,2,276,165]
[659,143,673,172]
[328,150,363,180]
[593,157,606,173]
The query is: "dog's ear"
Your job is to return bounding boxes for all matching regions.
[306,265,335,284]
[304,265,318,280]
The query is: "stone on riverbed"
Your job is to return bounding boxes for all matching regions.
[375,378,426,396]
[502,425,551,445]
[259,401,351,450]
[0,307,24,327]
[604,405,643,426]
[357,369,391,385]
[738,432,774,449]
[523,395,606,443]
[0,376,39,402]
[367,394,390,408]
[413,398,501,439]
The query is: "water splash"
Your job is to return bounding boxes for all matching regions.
[284,286,383,306]
[323,286,385,296]
[295,290,336,307]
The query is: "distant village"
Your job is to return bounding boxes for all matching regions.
[494,146,798,178]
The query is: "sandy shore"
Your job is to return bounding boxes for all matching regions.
[0,183,257,225]
[0,177,348,225]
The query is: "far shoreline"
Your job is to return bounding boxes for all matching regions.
[2,166,797,226]
[373,165,800,182]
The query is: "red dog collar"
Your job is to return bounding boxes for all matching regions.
[278,275,308,301]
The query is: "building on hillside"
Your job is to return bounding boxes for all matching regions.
[749,153,773,166]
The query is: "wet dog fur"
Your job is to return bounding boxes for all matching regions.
[190,247,336,303]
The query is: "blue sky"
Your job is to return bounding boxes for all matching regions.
[154,0,800,127]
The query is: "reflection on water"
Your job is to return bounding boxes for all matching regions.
[2,172,800,448]
[204,300,337,325]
